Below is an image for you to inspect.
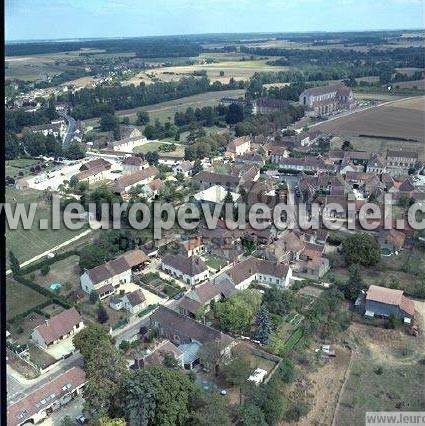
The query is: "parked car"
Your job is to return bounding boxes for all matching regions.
[76,415,87,424]
[174,292,184,300]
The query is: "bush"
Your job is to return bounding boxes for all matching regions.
[374,366,384,375]
[119,340,131,352]
[20,250,78,275]
[40,264,50,276]
[284,401,309,422]
[342,233,380,267]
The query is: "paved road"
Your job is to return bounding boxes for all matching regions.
[7,353,83,405]
[58,111,77,148]
[5,229,93,276]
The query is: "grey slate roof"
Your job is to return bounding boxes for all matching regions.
[150,306,233,347]
[162,254,208,277]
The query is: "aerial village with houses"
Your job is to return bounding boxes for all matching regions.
[4,30,425,426]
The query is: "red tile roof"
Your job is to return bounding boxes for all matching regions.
[366,285,415,316]
[8,367,86,426]
[32,308,82,345]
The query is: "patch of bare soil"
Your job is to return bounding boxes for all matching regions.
[285,345,352,426]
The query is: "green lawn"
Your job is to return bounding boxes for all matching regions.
[5,187,88,264]
[6,278,48,321]
[6,158,47,179]
[203,254,227,271]
[336,357,425,425]
[134,142,185,157]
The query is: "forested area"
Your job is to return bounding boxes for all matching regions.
[60,76,246,120]
[5,36,204,57]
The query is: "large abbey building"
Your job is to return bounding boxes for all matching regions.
[299,83,353,115]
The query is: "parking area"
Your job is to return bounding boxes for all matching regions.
[26,156,124,191]
[45,336,76,360]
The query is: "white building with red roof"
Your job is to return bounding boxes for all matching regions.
[364,285,415,322]
[7,367,85,426]
[30,308,84,349]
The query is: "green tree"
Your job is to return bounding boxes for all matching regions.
[119,340,131,352]
[40,264,50,276]
[145,151,159,166]
[89,290,99,304]
[5,132,21,160]
[100,113,119,132]
[192,159,203,175]
[97,304,109,324]
[46,98,57,120]
[136,110,150,125]
[214,298,253,335]
[254,306,272,344]
[342,232,381,267]
[225,104,245,124]
[276,357,296,383]
[252,379,285,426]
[74,324,128,419]
[342,140,354,151]
[123,366,195,426]
[223,190,234,204]
[262,287,296,316]
[91,418,126,426]
[239,404,268,426]
[73,323,112,361]
[187,393,232,426]
[9,250,21,275]
[79,245,109,270]
[60,416,74,426]
[162,353,179,369]
[65,141,86,160]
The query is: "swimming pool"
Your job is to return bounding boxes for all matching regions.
[50,283,61,291]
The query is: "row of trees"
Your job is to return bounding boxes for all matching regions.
[63,76,246,120]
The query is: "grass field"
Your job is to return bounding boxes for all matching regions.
[6,278,48,321]
[5,187,87,264]
[335,320,425,425]
[5,158,49,179]
[133,142,185,157]
[332,248,425,296]
[203,254,227,271]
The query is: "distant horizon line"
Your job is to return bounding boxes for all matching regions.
[6,27,425,44]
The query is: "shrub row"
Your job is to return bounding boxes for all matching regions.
[7,299,52,325]
[13,275,72,309]
[19,250,79,275]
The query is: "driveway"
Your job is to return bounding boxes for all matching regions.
[45,336,76,360]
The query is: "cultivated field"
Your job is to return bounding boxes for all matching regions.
[5,51,86,81]
[317,96,425,157]
[125,60,291,86]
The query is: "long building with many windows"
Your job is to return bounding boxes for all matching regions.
[299,83,353,115]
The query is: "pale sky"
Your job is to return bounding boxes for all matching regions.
[5,0,425,41]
